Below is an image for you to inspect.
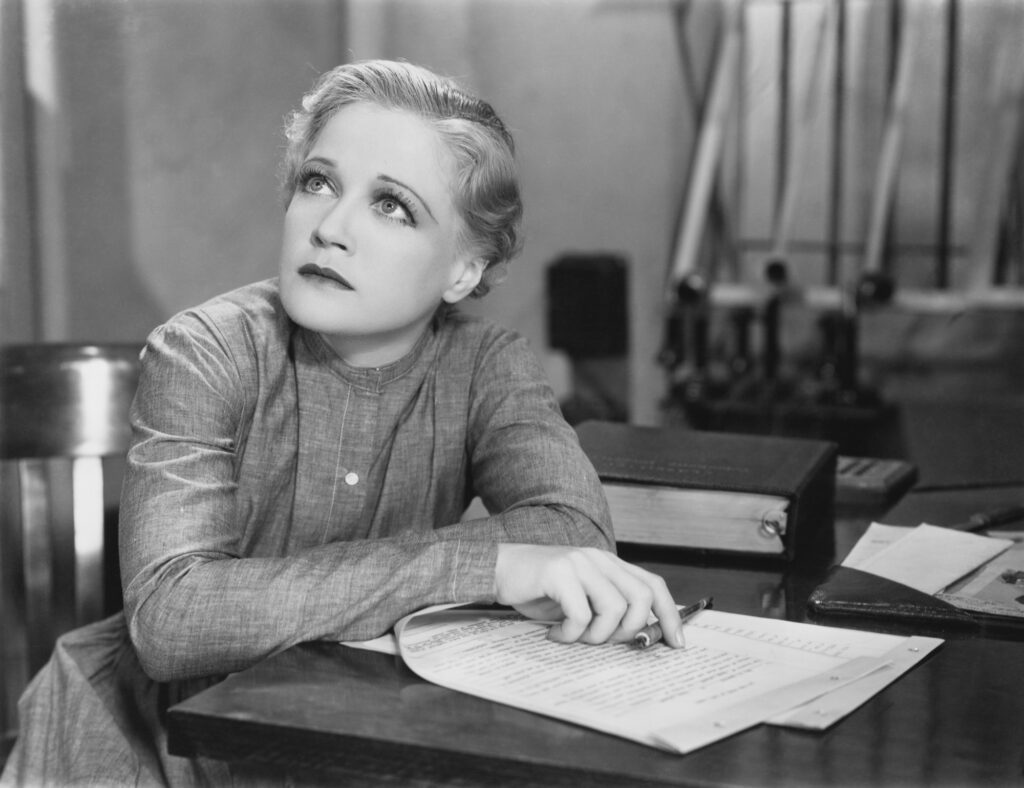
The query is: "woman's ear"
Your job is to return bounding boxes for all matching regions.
[442,257,486,304]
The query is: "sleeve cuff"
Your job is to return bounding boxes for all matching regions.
[449,539,499,604]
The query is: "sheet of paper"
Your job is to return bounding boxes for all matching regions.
[393,606,932,755]
[342,632,398,655]
[767,634,942,728]
[853,523,1012,594]
[841,522,914,568]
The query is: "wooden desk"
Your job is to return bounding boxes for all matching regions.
[167,492,1024,787]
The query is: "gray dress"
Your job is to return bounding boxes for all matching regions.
[2,279,611,785]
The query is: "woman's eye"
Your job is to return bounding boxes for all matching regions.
[296,167,334,197]
[304,175,331,195]
[376,196,413,223]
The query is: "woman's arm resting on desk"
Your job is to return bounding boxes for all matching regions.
[465,331,684,647]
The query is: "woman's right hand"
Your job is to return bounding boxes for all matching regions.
[493,543,685,648]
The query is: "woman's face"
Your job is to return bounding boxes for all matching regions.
[279,102,482,367]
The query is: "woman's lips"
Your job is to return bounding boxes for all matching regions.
[298,263,354,290]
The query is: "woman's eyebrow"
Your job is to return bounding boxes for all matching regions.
[379,174,437,222]
[304,155,335,168]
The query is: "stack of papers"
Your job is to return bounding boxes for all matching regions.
[345,603,941,754]
[842,522,1022,619]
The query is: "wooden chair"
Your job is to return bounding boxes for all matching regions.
[0,343,141,756]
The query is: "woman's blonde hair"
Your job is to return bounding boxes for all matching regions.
[281,59,523,297]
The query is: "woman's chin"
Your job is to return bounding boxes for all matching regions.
[279,284,351,334]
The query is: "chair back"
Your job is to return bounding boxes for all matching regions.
[0,343,141,749]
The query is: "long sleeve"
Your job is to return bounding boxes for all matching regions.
[119,288,610,682]
[462,325,614,549]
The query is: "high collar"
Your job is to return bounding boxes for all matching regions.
[300,321,438,392]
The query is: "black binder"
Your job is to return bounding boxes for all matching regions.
[576,421,837,564]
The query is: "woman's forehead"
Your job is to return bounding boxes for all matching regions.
[314,104,456,186]
[312,104,446,161]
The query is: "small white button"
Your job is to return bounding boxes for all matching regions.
[344,471,359,486]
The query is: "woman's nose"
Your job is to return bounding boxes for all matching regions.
[311,198,355,251]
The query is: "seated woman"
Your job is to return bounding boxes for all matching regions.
[1,59,682,785]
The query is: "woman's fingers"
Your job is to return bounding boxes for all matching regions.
[609,559,684,647]
[588,553,684,647]
[495,544,684,647]
[545,578,594,642]
[649,580,686,648]
[554,555,629,644]
[576,551,654,642]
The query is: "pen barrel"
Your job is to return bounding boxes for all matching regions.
[969,505,1024,529]
[633,623,663,649]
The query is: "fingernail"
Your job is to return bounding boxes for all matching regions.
[546,624,568,643]
[674,625,687,649]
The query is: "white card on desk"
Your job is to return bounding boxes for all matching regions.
[853,523,1012,595]
[841,522,914,568]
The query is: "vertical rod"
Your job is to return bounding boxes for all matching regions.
[775,0,791,236]
[732,0,747,283]
[864,0,915,281]
[995,129,1024,285]
[1016,145,1024,284]
[936,0,958,288]
[19,460,55,674]
[668,0,743,288]
[671,0,738,281]
[827,0,847,285]
[883,0,902,273]
[73,457,105,625]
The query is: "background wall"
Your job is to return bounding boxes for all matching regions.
[14,0,346,343]
[0,0,35,345]
[2,0,1023,425]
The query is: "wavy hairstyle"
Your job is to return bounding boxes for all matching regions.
[280,59,523,297]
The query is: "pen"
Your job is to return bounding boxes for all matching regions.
[633,596,714,649]
[958,505,1024,533]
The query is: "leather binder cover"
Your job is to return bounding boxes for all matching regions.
[808,565,1024,635]
[807,565,977,628]
[575,420,837,563]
